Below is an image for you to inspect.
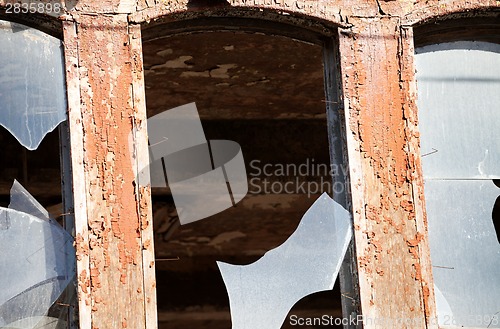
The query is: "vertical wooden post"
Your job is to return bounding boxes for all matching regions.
[323,36,362,328]
[63,19,93,329]
[59,120,78,329]
[129,22,159,329]
[337,17,437,328]
[63,12,157,329]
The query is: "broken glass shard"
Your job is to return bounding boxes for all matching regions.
[217,192,352,329]
[424,180,500,328]
[434,285,453,327]
[0,20,66,150]
[0,316,65,329]
[0,181,75,328]
[144,103,248,224]
[9,180,50,222]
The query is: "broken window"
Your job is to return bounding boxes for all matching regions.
[141,23,351,329]
[416,40,500,328]
[0,20,76,328]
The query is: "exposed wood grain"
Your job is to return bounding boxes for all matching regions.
[129,22,159,329]
[338,17,438,329]
[399,25,437,326]
[63,19,93,329]
[68,13,152,329]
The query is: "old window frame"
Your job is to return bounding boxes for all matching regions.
[2,3,498,329]
[139,15,363,328]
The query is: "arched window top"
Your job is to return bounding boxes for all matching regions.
[413,15,500,47]
[140,15,337,46]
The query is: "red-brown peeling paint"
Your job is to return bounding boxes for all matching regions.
[78,15,141,273]
[338,15,435,327]
[75,233,89,261]
[78,269,90,295]
[72,12,148,328]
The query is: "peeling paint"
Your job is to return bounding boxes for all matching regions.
[338,15,437,328]
[69,13,148,328]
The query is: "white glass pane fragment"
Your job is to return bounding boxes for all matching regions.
[2,316,66,329]
[416,41,500,328]
[145,103,248,224]
[217,193,352,329]
[0,20,66,150]
[9,180,50,221]
[0,182,75,328]
[426,180,500,327]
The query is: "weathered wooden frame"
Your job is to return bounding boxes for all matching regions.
[0,1,499,328]
[62,16,158,329]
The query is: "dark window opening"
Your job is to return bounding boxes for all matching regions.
[142,27,345,329]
